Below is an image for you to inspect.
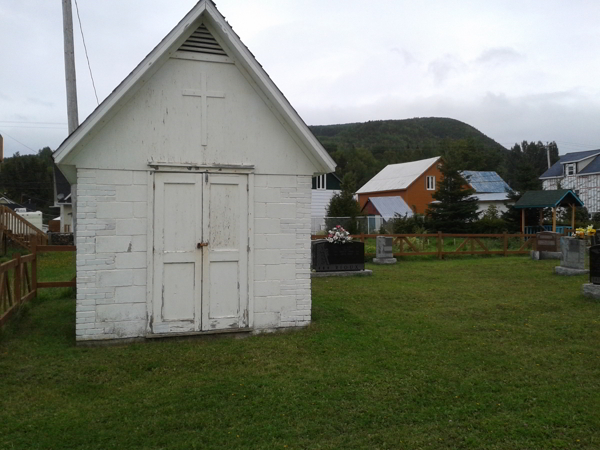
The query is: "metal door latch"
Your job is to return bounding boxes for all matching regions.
[197,242,209,249]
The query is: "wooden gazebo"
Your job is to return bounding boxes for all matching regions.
[513,189,585,234]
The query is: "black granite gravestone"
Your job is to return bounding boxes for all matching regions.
[589,245,600,284]
[311,240,365,272]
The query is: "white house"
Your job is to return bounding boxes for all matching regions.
[311,172,341,233]
[54,0,335,343]
[53,165,73,232]
[540,149,600,215]
[461,171,513,215]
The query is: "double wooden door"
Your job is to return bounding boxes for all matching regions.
[151,172,248,334]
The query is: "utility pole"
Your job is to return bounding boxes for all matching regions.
[62,0,79,134]
[546,142,551,170]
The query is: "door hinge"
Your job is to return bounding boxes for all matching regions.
[205,173,209,184]
[246,183,249,192]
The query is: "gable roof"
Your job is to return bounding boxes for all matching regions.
[461,171,512,193]
[514,189,584,209]
[53,0,335,177]
[540,149,600,179]
[364,196,413,220]
[356,157,441,194]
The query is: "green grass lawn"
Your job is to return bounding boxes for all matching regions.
[1,255,599,449]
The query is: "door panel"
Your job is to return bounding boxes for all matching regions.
[152,173,202,334]
[202,174,248,330]
[162,262,195,321]
[152,172,249,334]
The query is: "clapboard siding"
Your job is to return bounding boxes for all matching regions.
[311,189,340,218]
[543,176,600,213]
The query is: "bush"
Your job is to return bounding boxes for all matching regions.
[390,213,430,234]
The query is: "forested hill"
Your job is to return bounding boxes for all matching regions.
[309,118,528,190]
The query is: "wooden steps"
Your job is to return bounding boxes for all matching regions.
[0,205,48,251]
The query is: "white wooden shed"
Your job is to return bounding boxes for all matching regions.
[54,0,336,342]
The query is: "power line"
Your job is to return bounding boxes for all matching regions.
[0,121,66,125]
[0,125,67,130]
[73,0,99,105]
[0,131,37,152]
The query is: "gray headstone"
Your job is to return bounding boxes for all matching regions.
[373,236,396,265]
[560,237,586,270]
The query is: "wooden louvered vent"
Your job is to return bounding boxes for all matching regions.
[179,24,227,56]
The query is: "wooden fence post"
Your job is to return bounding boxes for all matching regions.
[31,242,37,298]
[360,233,365,244]
[13,253,21,304]
[437,231,443,259]
[503,232,508,257]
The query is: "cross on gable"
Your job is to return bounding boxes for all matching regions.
[182,74,225,146]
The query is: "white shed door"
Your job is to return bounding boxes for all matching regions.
[152,172,248,334]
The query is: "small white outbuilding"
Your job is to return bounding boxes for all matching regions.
[54,0,335,342]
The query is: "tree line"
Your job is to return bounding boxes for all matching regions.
[0,147,56,220]
[325,138,571,234]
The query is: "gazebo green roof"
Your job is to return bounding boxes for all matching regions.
[513,189,584,209]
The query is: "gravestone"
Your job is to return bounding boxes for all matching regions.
[581,244,600,299]
[589,245,600,284]
[533,231,561,260]
[555,237,588,275]
[373,236,396,265]
[311,240,365,272]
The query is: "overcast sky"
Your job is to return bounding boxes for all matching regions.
[2,0,600,157]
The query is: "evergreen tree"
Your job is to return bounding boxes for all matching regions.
[426,162,479,232]
[326,173,361,234]
[503,141,559,192]
[0,147,55,219]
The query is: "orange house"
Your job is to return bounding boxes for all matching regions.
[356,156,443,214]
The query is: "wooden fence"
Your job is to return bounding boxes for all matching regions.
[0,245,76,327]
[311,232,541,259]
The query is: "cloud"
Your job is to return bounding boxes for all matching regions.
[390,48,418,65]
[26,98,54,108]
[428,55,466,85]
[475,47,525,65]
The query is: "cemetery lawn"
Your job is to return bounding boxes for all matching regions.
[1,256,600,449]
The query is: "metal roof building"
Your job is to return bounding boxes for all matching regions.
[461,171,512,193]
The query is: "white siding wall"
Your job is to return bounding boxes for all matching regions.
[75,169,312,341]
[253,174,312,329]
[543,175,600,213]
[311,189,340,218]
[75,168,149,341]
[477,200,511,215]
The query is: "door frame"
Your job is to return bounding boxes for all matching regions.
[145,165,255,335]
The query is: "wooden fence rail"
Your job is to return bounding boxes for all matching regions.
[311,232,540,259]
[0,245,76,327]
[0,205,48,253]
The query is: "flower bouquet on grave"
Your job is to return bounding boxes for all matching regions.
[573,225,596,239]
[326,225,353,244]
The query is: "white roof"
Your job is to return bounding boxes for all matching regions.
[54,0,335,179]
[356,157,441,194]
[472,193,512,202]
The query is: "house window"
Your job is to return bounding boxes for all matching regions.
[315,174,326,190]
[426,176,435,190]
[566,163,576,176]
